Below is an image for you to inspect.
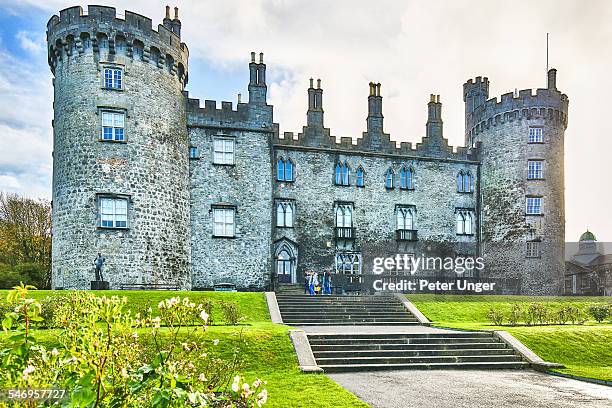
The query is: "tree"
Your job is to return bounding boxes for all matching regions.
[0,192,52,288]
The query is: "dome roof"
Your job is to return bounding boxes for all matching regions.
[579,230,596,242]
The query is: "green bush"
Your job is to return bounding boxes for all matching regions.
[486,308,504,326]
[588,304,609,323]
[0,263,49,290]
[220,300,242,325]
[508,304,522,326]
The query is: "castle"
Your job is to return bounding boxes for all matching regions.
[47,6,569,294]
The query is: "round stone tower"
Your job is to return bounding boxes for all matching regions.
[47,5,191,289]
[464,70,569,295]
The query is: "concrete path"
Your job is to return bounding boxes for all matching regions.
[329,369,612,408]
[298,325,461,334]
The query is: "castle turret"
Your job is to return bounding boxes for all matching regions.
[47,5,191,289]
[464,69,569,294]
[248,52,267,104]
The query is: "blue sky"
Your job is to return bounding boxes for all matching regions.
[1,0,612,242]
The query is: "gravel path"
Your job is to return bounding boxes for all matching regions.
[329,369,612,408]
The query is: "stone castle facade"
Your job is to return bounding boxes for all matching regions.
[47,6,569,294]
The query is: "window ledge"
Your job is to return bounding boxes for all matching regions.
[97,226,129,231]
[527,178,546,181]
[189,157,201,160]
[456,191,474,194]
[525,213,544,217]
[399,187,415,191]
[98,139,127,144]
[334,183,351,187]
[212,162,236,167]
[527,142,545,145]
[277,179,295,183]
[212,235,236,239]
[456,233,475,236]
[276,225,294,229]
[101,87,124,91]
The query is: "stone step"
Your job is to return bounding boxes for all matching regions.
[310,342,511,351]
[315,354,524,366]
[319,361,529,373]
[284,318,419,324]
[292,321,423,326]
[281,313,416,319]
[308,337,499,345]
[312,348,517,358]
[307,332,494,340]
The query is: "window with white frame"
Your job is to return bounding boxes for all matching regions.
[335,252,362,275]
[396,206,415,230]
[212,207,235,237]
[276,201,294,227]
[528,127,543,143]
[213,137,235,165]
[526,241,541,258]
[101,111,125,141]
[526,197,543,215]
[527,160,544,179]
[456,209,474,235]
[103,67,123,89]
[335,203,353,227]
[99,197,128,228]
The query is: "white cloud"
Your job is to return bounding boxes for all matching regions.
[16,30,44,53]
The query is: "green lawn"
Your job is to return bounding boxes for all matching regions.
[0,290,368,408]
[410,294,612,382]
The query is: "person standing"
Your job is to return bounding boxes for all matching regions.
[304,270,311,294]
[323,269,332,295]
[93,252,106,281]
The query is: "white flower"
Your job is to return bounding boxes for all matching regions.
[198,373,207,382]
[200,310,209,322]
[231,375,240,393]
[121,367,128,378]
[51,348,59,357]
[158,301,165,309]
[187,362,195,369]
[213,339,219,346]
[257,389,268,406]
[22,365,36,380]
[132,332,138,339]
[152,316,161,329]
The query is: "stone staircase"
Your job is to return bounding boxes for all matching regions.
[276,294,420,325]
[308,332,528,372]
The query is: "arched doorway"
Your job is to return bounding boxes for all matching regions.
[275,240,297,284]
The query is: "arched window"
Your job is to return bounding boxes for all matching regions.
[457,170,472,192]
[335,204,352,227]
[132,39,144,60]
[335,162,349,186]
[397,207,415,230]
[456,212,465,234]
[285,159,294,181]
[456,209,474,235]
[356,166,365,187]
[457,171,464,192]
[335,162,343,185]
[277,158,294,182]
[276,201,294,227]
[385,168,394,189]
[115,35,126,55]
[275,242,296,283]
[464,171,472,192]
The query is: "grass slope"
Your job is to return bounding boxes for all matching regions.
[410,294,612,381]
[0,290,368,408]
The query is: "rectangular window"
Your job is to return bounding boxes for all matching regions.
[103,67,123,89]
[456,209,474,235]
[101,111,125,141]
[213,137,235,165]
[189,146,199,159]
[276,201,294,227]
[526,241,540,258]
[526,197,543,215]
[528,127,543,143]
[99,197,128,228]
[527,160,544,179]
[213,207,235,237]
[335,203,353,227]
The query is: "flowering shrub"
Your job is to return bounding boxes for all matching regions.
[485,302,592,326]
[0,284,268,407]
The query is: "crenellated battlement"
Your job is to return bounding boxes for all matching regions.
[47,5,188,83]
[185,95,273,130]
[272,124,479,162]
[465,71,569,138]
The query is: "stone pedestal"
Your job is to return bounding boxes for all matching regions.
[91,280,109,290]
